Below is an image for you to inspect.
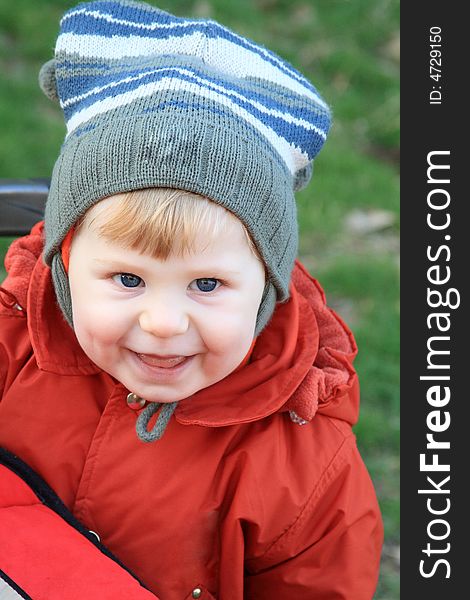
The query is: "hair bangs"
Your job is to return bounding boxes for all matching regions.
[93,188,235,259]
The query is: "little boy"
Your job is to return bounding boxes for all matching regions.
[0,1,383,598]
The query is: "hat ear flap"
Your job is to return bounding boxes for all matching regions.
[51,253,74,328]
[39,59,59,102]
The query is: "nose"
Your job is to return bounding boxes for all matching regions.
[139,299,189,338]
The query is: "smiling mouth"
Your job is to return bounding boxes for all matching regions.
[136,354,189,369]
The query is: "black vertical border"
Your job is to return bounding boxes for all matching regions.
[401,3,466,597]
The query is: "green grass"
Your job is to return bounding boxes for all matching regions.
[0,1,399,596]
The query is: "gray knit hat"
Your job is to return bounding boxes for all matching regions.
[39,0,331,337]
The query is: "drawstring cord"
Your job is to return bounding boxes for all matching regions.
[0,286,23,312]
[135,401,178,442]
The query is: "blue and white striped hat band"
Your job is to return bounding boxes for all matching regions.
[40,0,331,332]
[48,1,330,177]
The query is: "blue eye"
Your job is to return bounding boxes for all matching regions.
[117,273,143,288]
[193,278,219,292]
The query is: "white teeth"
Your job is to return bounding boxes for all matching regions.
[137,354,187,368]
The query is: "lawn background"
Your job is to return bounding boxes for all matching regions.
[0,1,399,597]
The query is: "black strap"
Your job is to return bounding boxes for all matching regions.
[0,569,32,600]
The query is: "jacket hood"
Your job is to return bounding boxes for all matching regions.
[1,223,359,427]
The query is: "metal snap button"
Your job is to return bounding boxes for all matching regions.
[192,588,202,599]
[126,393,146,410]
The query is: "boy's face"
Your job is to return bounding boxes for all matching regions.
[68,198,266,404]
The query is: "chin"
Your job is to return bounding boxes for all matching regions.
[133,385,196,404]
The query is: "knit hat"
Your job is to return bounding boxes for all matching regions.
[39,0,331,333]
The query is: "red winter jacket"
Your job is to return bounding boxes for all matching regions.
[0,224,383,599]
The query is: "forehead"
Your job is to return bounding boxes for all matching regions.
[79,194,255,259]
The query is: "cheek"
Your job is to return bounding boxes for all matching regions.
[72,293,126,346]
[200,301,258,357]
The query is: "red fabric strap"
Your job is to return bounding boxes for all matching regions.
[0,463,158,599]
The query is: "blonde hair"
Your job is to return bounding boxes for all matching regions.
[82,188,261,261]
